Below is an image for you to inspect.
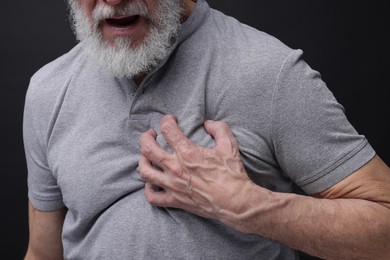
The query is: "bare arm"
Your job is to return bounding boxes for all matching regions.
[139,115,390,260]
[25,201,67,260]
[230,155,390,259]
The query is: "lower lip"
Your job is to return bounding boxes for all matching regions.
[102,16,146,37]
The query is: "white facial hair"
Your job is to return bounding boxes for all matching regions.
[68,0,183,79]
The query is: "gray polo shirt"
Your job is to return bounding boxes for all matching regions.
[23,0,375,259]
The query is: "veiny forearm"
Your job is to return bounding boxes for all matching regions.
[140,117,390,259]
[222,186,390,260]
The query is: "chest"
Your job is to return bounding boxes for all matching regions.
[45,73,289,212]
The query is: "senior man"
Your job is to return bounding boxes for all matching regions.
[23,0,390,259]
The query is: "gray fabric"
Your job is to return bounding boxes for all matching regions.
[23,0,375,259]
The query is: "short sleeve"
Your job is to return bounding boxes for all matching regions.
[23,78,65,211]
[271,50,375,194]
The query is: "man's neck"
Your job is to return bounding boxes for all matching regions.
[133,0,197,86]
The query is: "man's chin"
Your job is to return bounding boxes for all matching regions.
[76,0,183,79]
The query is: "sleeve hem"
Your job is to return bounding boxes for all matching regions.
[299,141,376,195]
[28,193,65,212]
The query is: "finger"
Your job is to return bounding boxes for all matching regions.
[144,182,186,209]
[160,115,196,153]
[204,120,238,153]
[139,155,164,184]
[144,182,171,207]
[140,128,172,169]
[144,182,198,213]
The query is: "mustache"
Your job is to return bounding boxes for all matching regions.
[92,2,151,21]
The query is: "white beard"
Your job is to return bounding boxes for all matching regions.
[68,0,183,79]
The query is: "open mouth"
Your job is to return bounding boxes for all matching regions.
[105,15,141,28]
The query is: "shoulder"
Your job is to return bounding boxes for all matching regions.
[25,43,88,118]
[189,7,305,100]
[24,43,88,135]
[27,43,86,102]
[204,8,293,69]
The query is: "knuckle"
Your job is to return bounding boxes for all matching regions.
[169,164,183,177]
[156,156,167,167]
[160,120,174,136]
[141,144,153,157]
[181,146,199,161]
[139,168,150,181]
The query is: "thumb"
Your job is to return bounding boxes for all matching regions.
[204,120,238,153]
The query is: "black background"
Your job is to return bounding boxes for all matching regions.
[1,1,388,259]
